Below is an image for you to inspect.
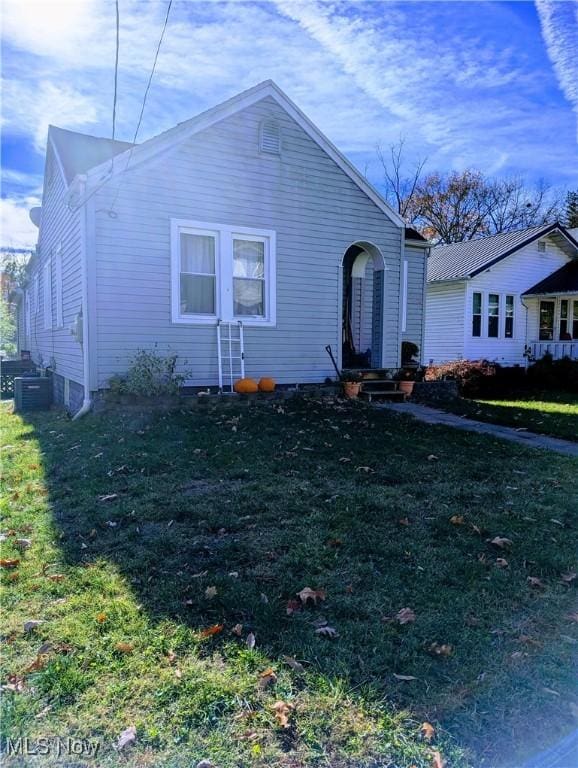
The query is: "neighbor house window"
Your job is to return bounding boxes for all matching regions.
[233,238,266,316]
[505,295,514,338]
[488,293,499,337]
[539,300,555,341]
[472,292,482,337]
[573,301,578,340]
[43,259,52,330]
[171,219,276,326]
[559,299,569,340]
[179,231,217,316]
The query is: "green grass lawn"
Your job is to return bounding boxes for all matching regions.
[1,398,577,767]
[441,391,578,442]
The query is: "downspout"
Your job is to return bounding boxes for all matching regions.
[73,175,92,419]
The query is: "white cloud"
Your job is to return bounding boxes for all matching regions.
[535,0,578,139]
[0,197,40,250]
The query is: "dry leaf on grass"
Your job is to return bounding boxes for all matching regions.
[315,626,338,638]
[449,515,464,525]
[1,674,26,693]
[23,620,43,632]
[395,608,416,625]
[258,668,277,690]
[99,494,119,503]
[0,558,20,569]
[427,454,439,461]
[115,642,134,653]
[117,725,136,751]
[398,518,410,526]
[47,574,65,582]
[96,612,107,624]
[14,539,32,551]
[428,642,453,657]
[489,536,512,549]
[231,623,243,636]
[205,586,217,600]
[297,587,326,606]
[200,624,224,638]
[283,656,305,673]
[286,599,301,615]
[527,576,545,589]
[272,700,294,728]
[246,632,256,650]
[560,571,576,584]
[495,558,509,569]
[432,750,445,768]
[421,722,436,741]
[393,673,418,681]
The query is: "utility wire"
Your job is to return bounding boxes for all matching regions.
[108,0,173,216]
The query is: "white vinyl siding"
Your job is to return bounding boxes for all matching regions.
[94,97,406,388]
[43,259,52,330]
[424,281,466,363]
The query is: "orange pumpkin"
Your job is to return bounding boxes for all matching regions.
[258,377,276,392]
[233,378,259,394]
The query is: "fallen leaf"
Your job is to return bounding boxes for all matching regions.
[326,538,343,547]
[283,655,305,673]
[355,465,375,473]
[205,586,218,600]
[566,613,578,623]
[96,612,107,624]
[395,607,416,625]
[315,626,338,638]
[258,668,277,690]
[470,523,482,535]
[25,654,50,673]
[1,674,26,693]
[286,599,301,615]
[0,559,20,569]
[393,673,418,681]
[47,574,65,583]
[115,642,134,653]
[398,517,410,526]
[272,700,294,728]
[231,623,243,636]
[428,642,453,657]
[117,725,136,751]
[432,750,445,768]
[490,536,512,549]
[99,494,119,503]
[427,454,439,461]
[421,722,436,742]
[527,576,545,589]
[297,587,326,605]
[200,624,224,638]
[23,620,43,632]
[495,558,509,569]
[166,650,177,663]
[560,571,576,584]
[449,515,464,525]
[14,539,32,551]
[246,632,256,650]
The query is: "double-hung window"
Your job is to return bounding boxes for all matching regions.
[539,300,555,341]
[487,293,499,338]
[573,301,578,340]
[504,295,514,338]
[472,292,482,337]
[171,219,276,326]
[559,300,569,340]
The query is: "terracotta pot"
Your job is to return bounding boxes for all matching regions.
[398,381,415,396]
[342,381,362,399]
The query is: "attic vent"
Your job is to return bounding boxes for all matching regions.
[259,120,281,155]
[537,241,546,253]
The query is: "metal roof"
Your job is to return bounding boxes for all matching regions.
[50,126,133,185]
[523,260,578,296]
[427,223,578,282]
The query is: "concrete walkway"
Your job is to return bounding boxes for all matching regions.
[378,402,578,458]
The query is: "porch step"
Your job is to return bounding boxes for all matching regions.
[360,389,407,403]
[361,380,397,391]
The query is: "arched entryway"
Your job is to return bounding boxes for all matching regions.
[342,242,385,369]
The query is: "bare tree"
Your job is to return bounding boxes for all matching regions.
[377,138,426,220]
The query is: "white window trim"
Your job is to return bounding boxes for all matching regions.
[43,259,52,330]
[33,273,39,314]
[401,259,408,333]
[54,243,63,328]
[170,218,276,327]
[468,289,518,341]
[25,292,31,344]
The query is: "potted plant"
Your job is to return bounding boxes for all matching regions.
[394,365,425,396]
[340,370,363,399]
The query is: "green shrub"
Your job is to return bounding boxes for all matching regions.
[527,354,578,393]
[108,350,188,398]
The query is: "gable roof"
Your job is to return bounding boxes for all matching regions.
[49,126,133,185]
[523,260,578,296]
[427,222,578,283]
[79,80,404,228]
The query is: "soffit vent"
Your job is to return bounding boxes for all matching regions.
[259,120,281,155]
[537,241,546,253]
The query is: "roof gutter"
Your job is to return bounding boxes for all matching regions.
[72,175,93,420]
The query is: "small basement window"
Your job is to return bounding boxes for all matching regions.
[259,120,281,155]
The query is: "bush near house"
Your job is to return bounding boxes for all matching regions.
[424,360,499,396]
[526,354,578,393]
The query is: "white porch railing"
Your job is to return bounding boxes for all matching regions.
[531,341,578,360]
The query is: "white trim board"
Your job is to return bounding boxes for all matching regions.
[84,80,405,229]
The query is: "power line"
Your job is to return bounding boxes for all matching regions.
[108,0,173,216]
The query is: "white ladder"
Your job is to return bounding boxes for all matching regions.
[217,320,245,392]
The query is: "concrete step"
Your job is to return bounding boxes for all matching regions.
[361,380,397,390]
[360,390,407,403]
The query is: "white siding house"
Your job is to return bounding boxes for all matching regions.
[424,224,578,366]
[18,81,429,413]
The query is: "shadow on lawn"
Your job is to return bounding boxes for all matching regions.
[16,399,578,766]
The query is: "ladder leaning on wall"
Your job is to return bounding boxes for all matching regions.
[217,320,245,393]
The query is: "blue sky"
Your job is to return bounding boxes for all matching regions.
[1,0,577,249]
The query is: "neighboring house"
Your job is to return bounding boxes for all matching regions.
[16,80,429,414]
[424,223,578,366]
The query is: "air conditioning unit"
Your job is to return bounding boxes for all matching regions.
[14,377,52,413]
